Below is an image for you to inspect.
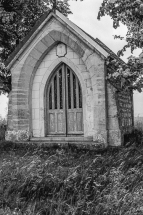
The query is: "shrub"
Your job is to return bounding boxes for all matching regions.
[124,128,143,147]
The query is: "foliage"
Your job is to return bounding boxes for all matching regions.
[106,55,143,92]
[0,62,11,93]
[0,140,143,214]
[98,0,143,92]
[0,118,6,140]
[0,0,72,93]
[124,128,143,146]
[0,0,71,61]
[98,0,143,54]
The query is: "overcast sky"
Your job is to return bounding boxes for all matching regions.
[0,0,143,118]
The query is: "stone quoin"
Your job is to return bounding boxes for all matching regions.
[5,10,134,146]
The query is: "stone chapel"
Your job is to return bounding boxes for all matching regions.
[5,10,134,146]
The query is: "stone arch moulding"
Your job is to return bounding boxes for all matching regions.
[14,29,106,142]
[18,30,96,138]
[36,57,87,137]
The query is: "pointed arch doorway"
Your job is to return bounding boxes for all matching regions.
[46,63,83,136]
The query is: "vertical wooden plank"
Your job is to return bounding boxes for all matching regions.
[51,78,55,110]
[57,113,64,132]
[57,71,60,110]
[65,67,69,134]
[62,65,66,134]
[62,65,65,111]
[68,112,74,132]
[65,67,69,110]
[76,78,79,108]
[79,84,82,108]
[49,113,55,132]
[76,112,82,131]
[70,70,74,110]
[49,85,52,109]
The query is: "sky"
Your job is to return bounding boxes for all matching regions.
[0,0,143,118]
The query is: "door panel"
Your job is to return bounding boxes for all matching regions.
[47,65,66,135]
[66,67,83,135]
[57,112,65,132]
[49,113,55,133]
[76,112,83,131]
[47,63,83,136]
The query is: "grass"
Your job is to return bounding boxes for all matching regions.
[0,135,143,215]
[0,117,143,214]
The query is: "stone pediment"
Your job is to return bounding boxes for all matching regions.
[5,10,111,69]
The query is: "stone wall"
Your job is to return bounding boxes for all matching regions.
[116,90,134,132]
[107,83,122,146]
[107,83,133,146]
[6,16,108,144]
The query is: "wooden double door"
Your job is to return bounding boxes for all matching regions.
[46,63,83,136]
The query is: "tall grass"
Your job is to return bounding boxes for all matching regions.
[0,139,143,215]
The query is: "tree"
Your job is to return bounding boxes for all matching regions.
[0,0,72,93]
[98,0,143,92]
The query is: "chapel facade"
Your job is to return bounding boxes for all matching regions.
[5,10,134,146]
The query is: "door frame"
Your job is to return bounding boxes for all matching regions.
[44,62,84,136]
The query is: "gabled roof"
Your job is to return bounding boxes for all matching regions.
[5,10,124,68]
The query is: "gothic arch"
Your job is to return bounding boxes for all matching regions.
[15,30,98,137]
[35,57,87,137]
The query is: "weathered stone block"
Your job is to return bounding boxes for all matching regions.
[85,78,91,88]
[33,120,40,130]
[82,71,90,80]
[34,75,44,83]
[32,91,40,99]
[35,41,48,54]
[108,117,119,130]
[49,30,61,41]
[82,49,93,62]
[29,48,42,60]
[25,55,37,68]
[32,99,39,109]
[41,35,55,48]
[108,130,122,146]
[66,51,74,59]
[32,83,40,91]
[108,105,118,117]
[5,130,29,141]
[93,130,107,146]
[61,33,69,45]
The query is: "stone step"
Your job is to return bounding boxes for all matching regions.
[30,136,93,142]
[28,139,104,151]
